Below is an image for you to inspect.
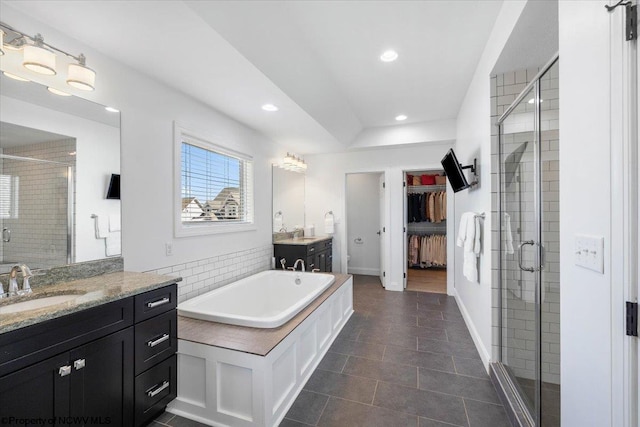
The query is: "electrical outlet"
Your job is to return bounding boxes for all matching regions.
[574,234,604,273]
[165,242,173,256]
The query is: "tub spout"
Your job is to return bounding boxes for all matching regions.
[293,259,305,272]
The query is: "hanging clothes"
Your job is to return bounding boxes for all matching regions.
[408,234,447,268]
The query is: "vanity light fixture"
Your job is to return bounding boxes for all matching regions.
[47,87,72,96]
[0,22,97,91]
[395,114,407,121]
[380,50,398,62]
[3,71,29,82]
[262,104,279,112]
[278,153,307,173]
[105,106,120,113]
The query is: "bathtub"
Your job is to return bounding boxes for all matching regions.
[177,270,335,328]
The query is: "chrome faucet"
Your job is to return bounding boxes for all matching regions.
[7,264,33,296]
[292,259,305,272]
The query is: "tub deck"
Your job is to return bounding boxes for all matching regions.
[177,273,351,356]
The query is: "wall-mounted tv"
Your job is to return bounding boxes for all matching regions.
[441,149,470,193]
[106,174,120,200]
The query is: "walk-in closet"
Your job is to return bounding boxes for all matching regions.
[404,170,447,293]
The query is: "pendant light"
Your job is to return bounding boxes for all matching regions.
[67,54,95,91]
[22,33,56,75]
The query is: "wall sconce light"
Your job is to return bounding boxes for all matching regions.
[277,153,307,173]
[0,22,97,91]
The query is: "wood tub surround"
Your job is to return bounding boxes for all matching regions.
[0,272,181,427]
[169,273,354,427]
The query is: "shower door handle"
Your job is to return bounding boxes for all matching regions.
[2,228,10,242]
[518,240,535,272]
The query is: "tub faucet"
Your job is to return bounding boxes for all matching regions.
[293,259,305,272]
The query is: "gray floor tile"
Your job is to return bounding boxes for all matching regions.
[388,324,449,341]
[318,396,418,427]
[417,338,481,359]
[317,351,349,373]
[153,412,175,423]
[453,356,488,379]
[373,381,468,426]
[279,418,314,427]
[463,399,510,427]
[357,330,418,350]
[418,368,501,404]
[419,417,464,427]
[418,302,462,314]
[445,327,475,344]
[418,318,472,330]
[329,337,386,360]
[166,414,210,427]
[415,309,446,320]
[384,345,455,373]
[303,369,378,404]
[343,356,418,388]
[442,312,465,322]
[150,423,168,427]
[285,390,329,425]
[367,312,419,327]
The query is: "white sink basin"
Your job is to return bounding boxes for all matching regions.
[0,294,79,314]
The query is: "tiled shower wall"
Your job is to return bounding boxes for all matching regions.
[146,245,273,303]
[490,65,560,385]
[1,139,76,268]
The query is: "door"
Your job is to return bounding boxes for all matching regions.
[0,352,70,424]
[379,174,386,287]
[499,58,560,427]
[69,327,134,426]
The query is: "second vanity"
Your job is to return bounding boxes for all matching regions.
[274,236,333,273]
[0,271,180,427]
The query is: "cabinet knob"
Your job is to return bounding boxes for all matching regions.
[74,359,86,370]
[58,365,71,377]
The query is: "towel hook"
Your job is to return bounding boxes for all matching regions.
[324,211,334,219]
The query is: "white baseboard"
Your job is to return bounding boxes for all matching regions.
[347,267,380,276]
[452,287,491,372]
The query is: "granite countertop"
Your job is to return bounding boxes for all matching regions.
[273,235,332,246]
[178,273,350,356]
[0,271,182,334]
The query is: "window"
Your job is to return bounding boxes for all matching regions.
[174,124,254,236]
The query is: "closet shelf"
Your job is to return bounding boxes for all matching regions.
[407,184,447,193]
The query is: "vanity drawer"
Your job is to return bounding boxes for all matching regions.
[134,310,177,375]
[135,354,177,427]
[134,284,177,322]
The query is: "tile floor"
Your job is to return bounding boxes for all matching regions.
[154,274,510,427]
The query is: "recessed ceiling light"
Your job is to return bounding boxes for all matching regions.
[380,50,398,62]
[3,72,30,82]
[262,104,279,112]
[395,114,408,121]
[47,87,71,96]
[105,106,120,113]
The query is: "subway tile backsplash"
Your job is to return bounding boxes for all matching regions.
[146,245,273,303]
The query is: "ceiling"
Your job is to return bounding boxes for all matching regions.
[4,1,504,154]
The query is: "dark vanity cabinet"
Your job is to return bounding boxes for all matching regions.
[0,283,177,427]
[274,238,333,273]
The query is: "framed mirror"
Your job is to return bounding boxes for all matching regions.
[272,166,305,236]
[0,73,120,272]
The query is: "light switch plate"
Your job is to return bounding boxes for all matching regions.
[574,234,604,273]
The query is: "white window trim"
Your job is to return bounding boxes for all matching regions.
[174,122,256,238]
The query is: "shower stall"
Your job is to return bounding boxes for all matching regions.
[494,55,560,427]
[0,154,73,273]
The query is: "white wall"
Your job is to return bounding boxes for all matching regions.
[452,1,527,366]
[272,167,305,232]
[305,142,455,292]
[559,1,619,425]
[1,5,283,274]
[346,173,381,276]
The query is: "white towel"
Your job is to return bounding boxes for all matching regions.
[456,212,481,282]
[109,214,121,232]
[273,215,283,233]
[95,215,109,239]
[504,213,514,254]
[105,231,121,257]
[324,215,335,234]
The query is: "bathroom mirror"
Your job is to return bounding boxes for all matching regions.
[272,166,305,236]
[0,73,121,271]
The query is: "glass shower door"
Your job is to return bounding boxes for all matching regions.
[499,84,539,421]
[498,58,560,427]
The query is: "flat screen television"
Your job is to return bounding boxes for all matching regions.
[106,174,120,200]
[441,149,470,193]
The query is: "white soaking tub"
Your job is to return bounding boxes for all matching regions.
[177,270,335,328]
